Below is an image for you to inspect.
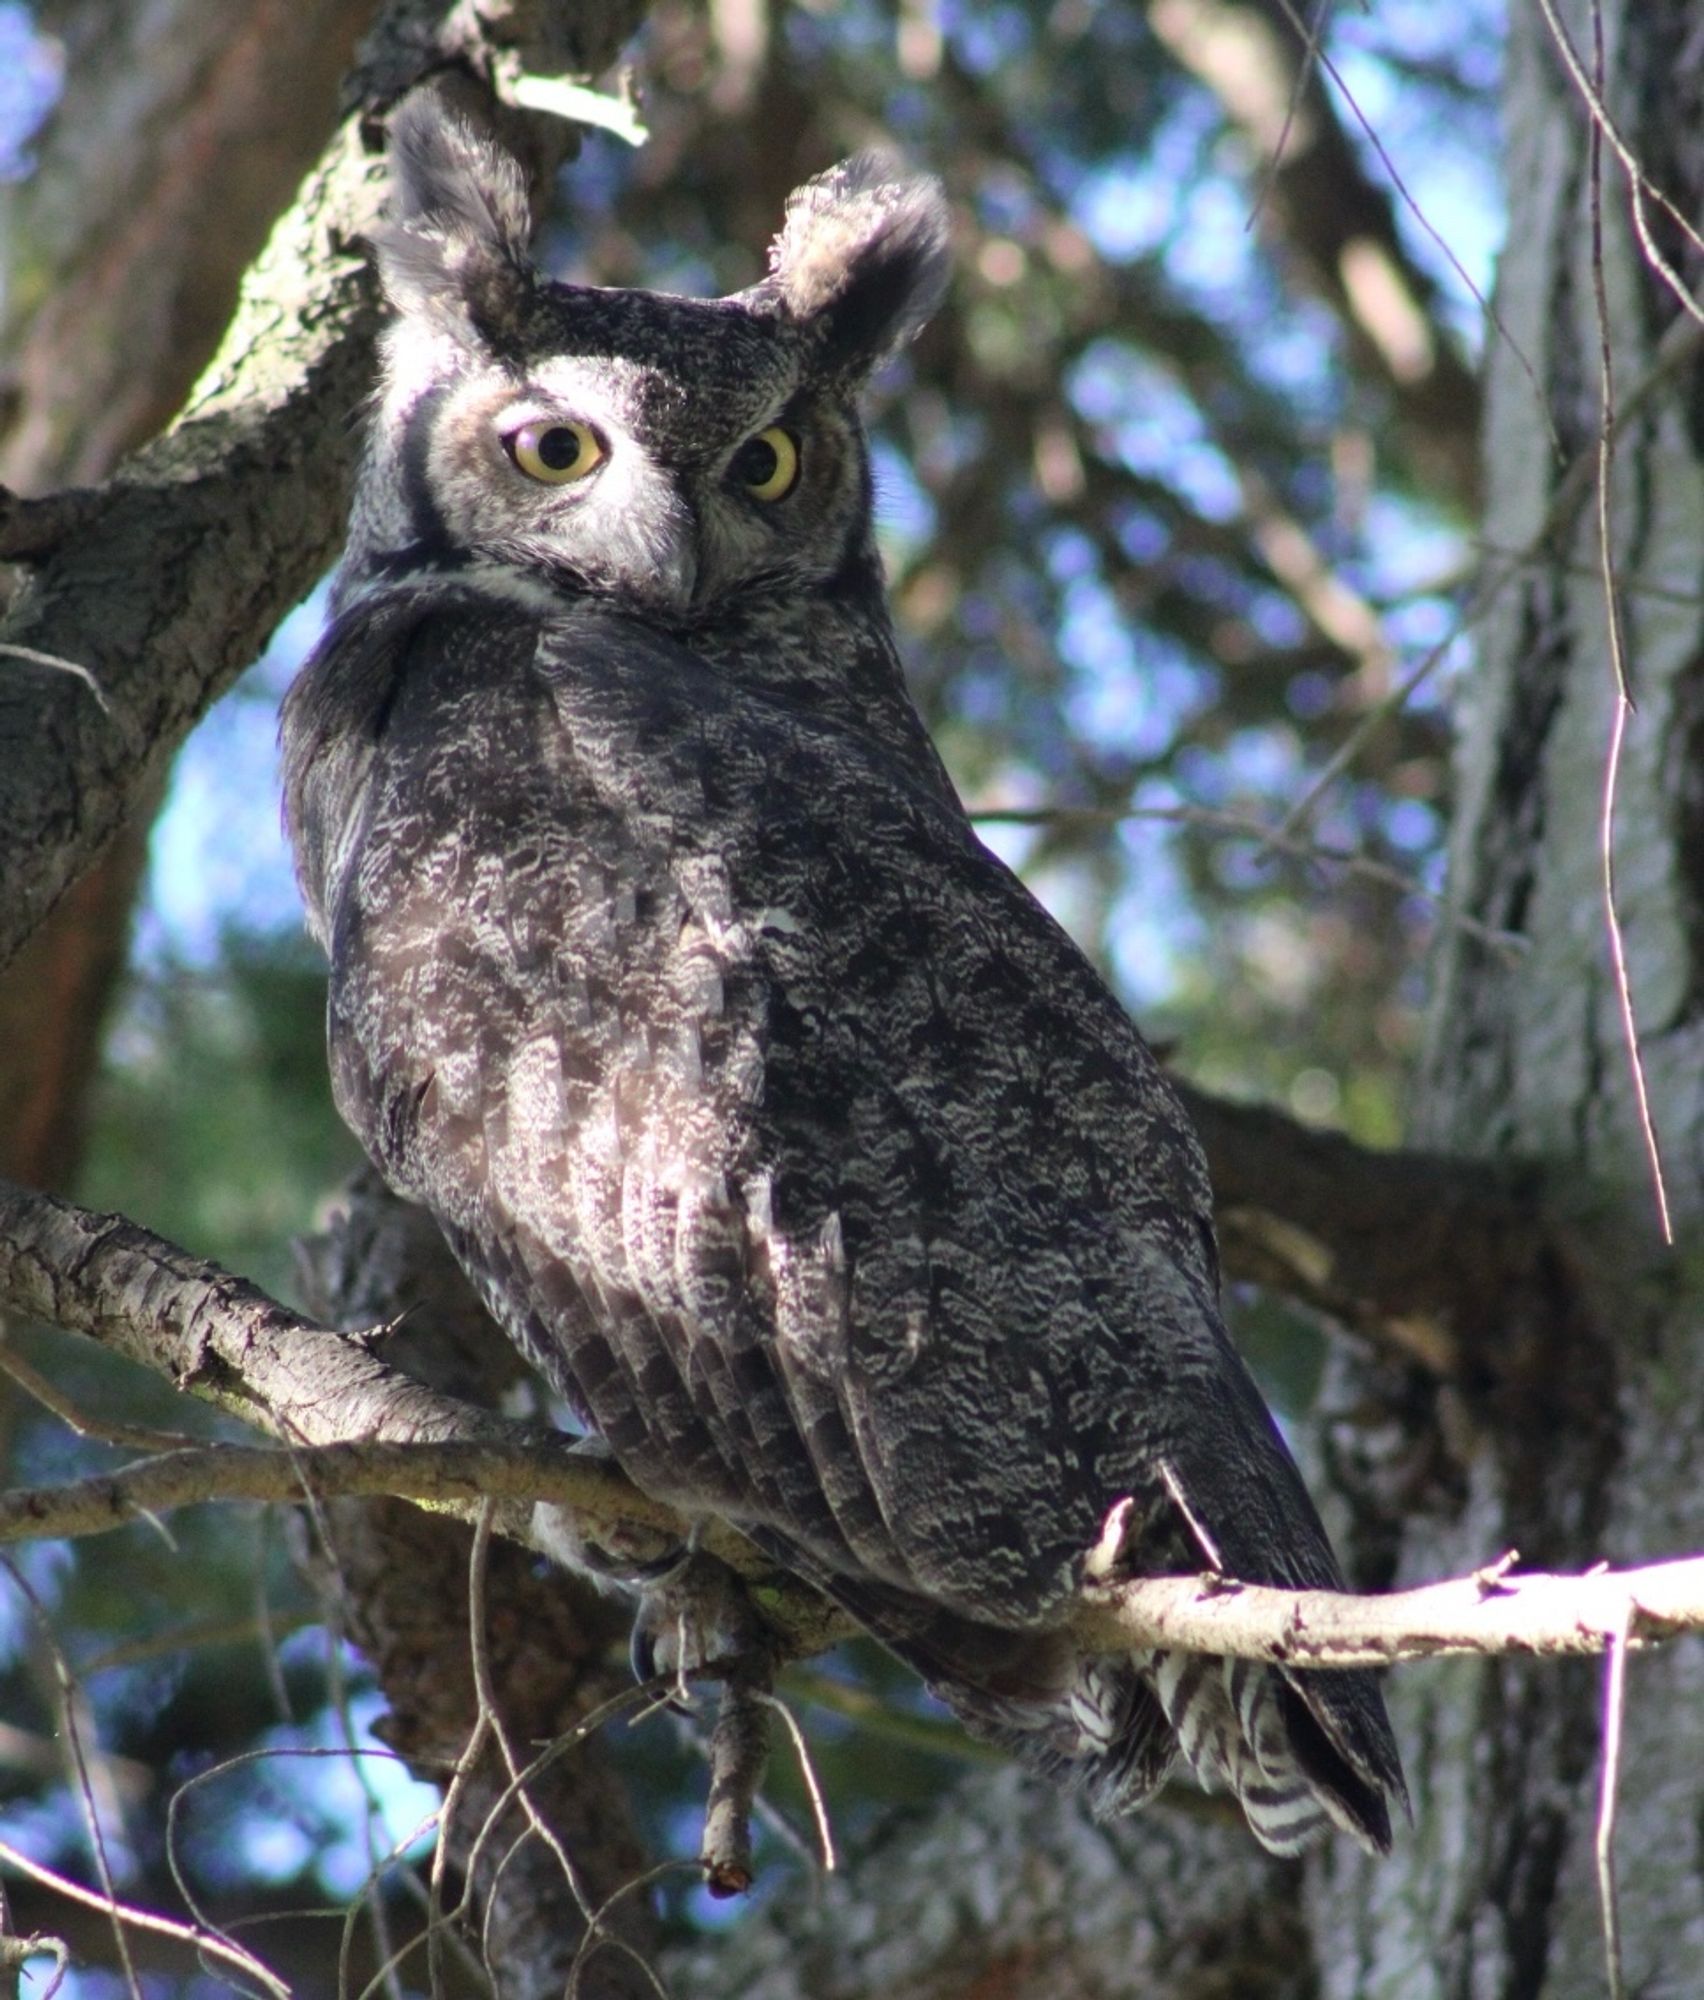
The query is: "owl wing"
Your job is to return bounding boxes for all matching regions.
[303,592,1401,1850]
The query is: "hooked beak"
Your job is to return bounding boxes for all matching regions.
[642,532,699,617]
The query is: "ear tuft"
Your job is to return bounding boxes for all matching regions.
[370,96,535,342]
[768,153,950,373]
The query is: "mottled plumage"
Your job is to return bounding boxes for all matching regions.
[282,99,1405,1855]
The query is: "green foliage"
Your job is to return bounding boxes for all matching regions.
[78,929,362,1300]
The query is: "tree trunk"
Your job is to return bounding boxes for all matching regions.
[1346,3,1704,1993]
[0,0,373,1192]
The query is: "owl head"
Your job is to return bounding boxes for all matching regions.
[343,97,950,624]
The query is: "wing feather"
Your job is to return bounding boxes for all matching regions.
[293,586,1403,1852]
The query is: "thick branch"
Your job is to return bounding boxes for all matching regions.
[0,1176,844,1658]
[0,1177,522,1452]
[0,120,380,974]
[7,1412,1702,1673]
[1177,1082,1556,1379]
[4,1179,1698,1686]
[0,0,375,1195]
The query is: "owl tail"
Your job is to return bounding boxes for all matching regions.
[742,1527,1400,1855]
[879,1616,1398,1856]
[1142,1650,1395,1855]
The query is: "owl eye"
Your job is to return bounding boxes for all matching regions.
[731,426,801,501]
[505,420,606,485]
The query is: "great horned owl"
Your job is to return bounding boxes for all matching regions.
[282,98,1404,1857]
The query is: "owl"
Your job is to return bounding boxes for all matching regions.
[281,97,1405,1858]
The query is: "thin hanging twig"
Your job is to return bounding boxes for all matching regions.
[1594,1600,1634,2000]
[1533,0,1704,326]
[2,1557,145,2000]
[970,797,1526,958]
[1244,0,1335,234]
[756,1690,838,1876]
[1268,0,1556,448]
[1584,1,1673,1244]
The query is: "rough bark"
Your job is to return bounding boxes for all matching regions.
[0,0,373,1190]
[0,0,372,492]
[1319,5,1704,1995]
[0,0,646,976]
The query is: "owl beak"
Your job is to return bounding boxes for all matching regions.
[642,535,698,617]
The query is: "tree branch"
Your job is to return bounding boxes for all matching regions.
[1078,1553,1704,1668]
[0,1436,656,1546]
[5,1414,1700,1672]
[0,0,377,1197]
[0,1175,846,1660]
[1175,1083,1560,1380]
[3,1179,1696,1687]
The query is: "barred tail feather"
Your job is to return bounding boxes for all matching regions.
[1149,1649,1394,1856]
[739,1525,1398,1855]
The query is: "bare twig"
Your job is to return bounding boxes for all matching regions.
[1267,0,1553,446]
[1532,0,1704,325]
[1585,13,1673,1245]
[1595,1599,1633,2000]
[1276,613,1468,840]
[1078,1551,1704,1668]
[320,1601,409,2000]
[757,1691,837,1876]
[0,1835,289,1998]
[1242,0,1330,236]
[451,1679,667,2000]
[969,797,1525,958]
[0,643,113,718]
[422,1663,492,2000]
[1276,302,1704,843]
[0,1333,207,1454]
[1,1558,142,2000]
[701,1669,773,1898]
[0,1927,70,2000]
[456,1506,669,1997]
[567,1863,690,2000]
[464,1504,596,1930]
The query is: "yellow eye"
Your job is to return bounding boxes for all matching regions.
[505,420,605,485]
[732,426,801,501]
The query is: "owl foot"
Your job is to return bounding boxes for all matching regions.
[529,1436,689,1592]
[628,1548,768,1698]
[629,1550,779,1890]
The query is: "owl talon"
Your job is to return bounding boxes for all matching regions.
[629,1619,696,1712]
[625,1550,766,1711]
